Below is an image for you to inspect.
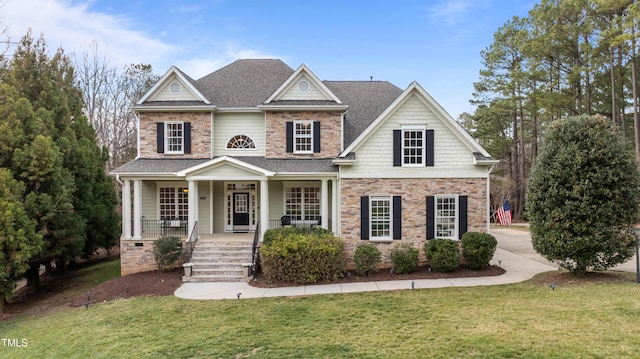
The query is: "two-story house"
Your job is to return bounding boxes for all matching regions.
[111,59,497,278]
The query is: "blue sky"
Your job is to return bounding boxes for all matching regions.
[3,0,534,117]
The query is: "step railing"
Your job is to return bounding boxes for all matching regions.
[181,221,198,267]
[250,221,260,276]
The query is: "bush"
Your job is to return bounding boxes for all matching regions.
[527,115,640,275]
[461,232,497,269]
[424,238,460,272]
[354,244,382,276]
[260,231,345,284]
[390,243,419,274]
[262,227,333,246]
[153,236,182,271]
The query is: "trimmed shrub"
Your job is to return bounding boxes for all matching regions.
[424,238,460,272]
[260,231,345,284]
[354,244,382,276]
[461,232,497,269]
[153,236,182,271]
[262,227,333,246]
[390,243,419,274]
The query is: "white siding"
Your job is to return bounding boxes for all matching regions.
[141,182,157,219]
[149,76,200,102]
[212,181,226,232]
[343,94,485,178]
[279,75,330,101]
[214,113,265,156]
[197,181,211,234]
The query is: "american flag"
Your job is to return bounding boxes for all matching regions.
[497,201,512,226]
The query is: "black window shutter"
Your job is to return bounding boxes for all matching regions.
[184,122,191,154]
[393,196,402,239]
[286,122,293,153]
[426,129,434,166]
[361,196,369,240]
[157,122,165,153]
[393,130,401,166]
[458,195,468,239]
[313,121,321,153]
[426,196,435,239]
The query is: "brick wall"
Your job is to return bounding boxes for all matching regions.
[139,112,211,158]
[265,111,342,158]
[340,177,487,269]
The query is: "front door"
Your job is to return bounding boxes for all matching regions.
[233,192,250,230]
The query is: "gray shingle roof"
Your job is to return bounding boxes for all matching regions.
[110,157,337,175]
[324,81,403,147]
[195,59,294,108]
[111,159,210,174]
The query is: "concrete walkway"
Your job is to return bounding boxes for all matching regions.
[174,227,637,300]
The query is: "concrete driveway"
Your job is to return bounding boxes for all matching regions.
[491,226,638,274]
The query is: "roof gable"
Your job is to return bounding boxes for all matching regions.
[264,64,342,104]
[340,81,493,160]
[177,156,274,179]
[137,66,209,105]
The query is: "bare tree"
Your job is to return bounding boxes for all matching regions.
[75,41,158,170]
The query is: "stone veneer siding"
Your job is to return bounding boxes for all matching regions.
[265,111,342,158]
[340,177,488,269]
[120,239,184,275]
[139,112,211,158]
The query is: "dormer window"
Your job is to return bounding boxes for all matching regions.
[227,135,256,149]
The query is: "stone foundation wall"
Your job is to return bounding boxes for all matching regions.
[340,177,488,269]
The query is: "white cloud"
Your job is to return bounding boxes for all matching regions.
[1,0,176,68]
[428,0,472,25]
[0,0,284,78]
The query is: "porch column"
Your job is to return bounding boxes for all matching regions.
[188,180,198,238]
[331,179,338,234]
[122,179,132,239]
[260,180,269,240]
[321,179,329,230]
[132,180,142,239]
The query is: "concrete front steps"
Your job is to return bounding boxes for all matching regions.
[184,239,254,283]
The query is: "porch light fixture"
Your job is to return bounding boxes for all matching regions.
[183,188,189,193]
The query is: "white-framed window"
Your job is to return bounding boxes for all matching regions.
[284,184,320,221]
[294,121,313,154]
[436,196,457,239]
[403,128,424,166]
[226,135,256,149]
[159,186,188,220]
[165,122,184,154]
[370,196,392,240]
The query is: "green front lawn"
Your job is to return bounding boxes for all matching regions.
[2,271,640,358]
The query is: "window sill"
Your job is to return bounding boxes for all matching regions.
[369,238,394,243]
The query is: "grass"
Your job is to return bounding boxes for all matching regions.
[2,271,640,358]
[68,260,121,288]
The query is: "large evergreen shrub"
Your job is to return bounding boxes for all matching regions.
[527,115,640,275]
[260,230,345,284]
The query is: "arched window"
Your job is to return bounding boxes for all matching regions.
[226,135,256,149]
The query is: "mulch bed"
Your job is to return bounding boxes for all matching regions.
[250,265,506,288]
